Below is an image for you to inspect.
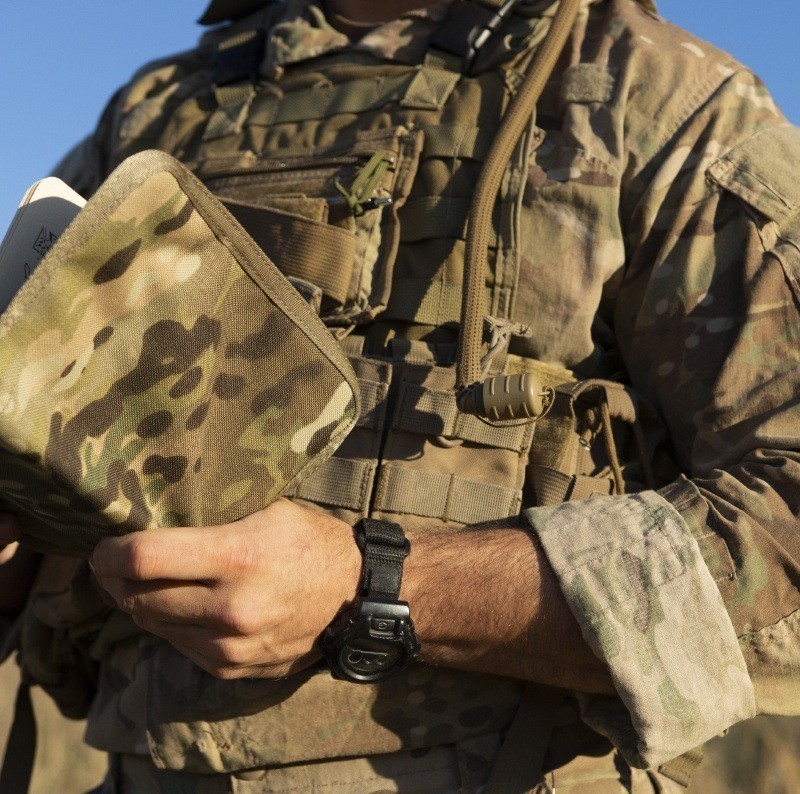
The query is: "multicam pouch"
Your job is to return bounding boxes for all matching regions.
[0,150,360,558]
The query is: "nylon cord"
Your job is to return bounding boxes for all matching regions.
[456,0,582,390]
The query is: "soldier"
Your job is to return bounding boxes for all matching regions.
[2,0,800,791]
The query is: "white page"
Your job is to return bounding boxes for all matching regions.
[0,177,86,313]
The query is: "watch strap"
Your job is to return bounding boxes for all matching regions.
[356,518,409,601]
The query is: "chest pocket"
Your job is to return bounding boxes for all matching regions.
[707,124,800,304]
[192,126,423,325]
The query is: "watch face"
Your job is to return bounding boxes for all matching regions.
[336,636,405,682]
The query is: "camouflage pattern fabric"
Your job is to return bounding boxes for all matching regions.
[0,150,359,556]
[8,0,800,787]
[525,492,755,768]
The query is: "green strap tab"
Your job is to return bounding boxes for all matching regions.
[335,150,396,216]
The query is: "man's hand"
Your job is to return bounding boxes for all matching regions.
[0,512,41,616]
[93,501,614,693]
[90,500,361,680]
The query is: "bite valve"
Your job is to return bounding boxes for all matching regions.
[456,373,550,422]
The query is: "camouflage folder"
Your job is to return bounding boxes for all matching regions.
[0,151,360,557]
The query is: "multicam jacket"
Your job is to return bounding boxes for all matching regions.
[7,0,800,789]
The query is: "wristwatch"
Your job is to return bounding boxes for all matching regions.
[322,518,420,684]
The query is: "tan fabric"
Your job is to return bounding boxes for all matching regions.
[24,0,800,786]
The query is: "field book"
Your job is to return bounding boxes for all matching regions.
[0,177,86,312]
[0,151,360,557]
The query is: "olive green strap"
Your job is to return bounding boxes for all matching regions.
[486,684,565,793]
[220,198,356,306]
[457,0,582,389]
[0,683,36,794]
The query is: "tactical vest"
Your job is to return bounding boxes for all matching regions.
[15,0,682,785]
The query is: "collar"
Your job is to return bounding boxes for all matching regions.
[199,0,658,27]
[201,0,658,77]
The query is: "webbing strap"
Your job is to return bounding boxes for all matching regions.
[357,378,389,430]
[374,465,521,525]
[659,747,706,788]
[401,65,461,111]
[396,382,530,451]
[221,198,356,306]
[204,26,266,138]
[569,473,614,501]
[288,457,376,511]
[419,123,494,160]
[486,684,565,793]
[0,683,36,794]
[248,73,413,127]
[400,197,488,244]
[384,279,493,326]
[358,518,409,601]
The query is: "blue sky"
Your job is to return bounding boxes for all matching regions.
[1,1,799,234]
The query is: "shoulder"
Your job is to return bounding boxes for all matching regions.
[590,0,760,160]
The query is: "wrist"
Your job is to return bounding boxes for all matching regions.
[323,518,419,682]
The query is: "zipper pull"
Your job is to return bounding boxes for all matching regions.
[334,150,396,216]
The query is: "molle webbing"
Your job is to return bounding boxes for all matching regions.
[374,465,521,525]
[395,381,531,451]
[288,456,377,510]
[221,198,356,305]
[530,379,654,506]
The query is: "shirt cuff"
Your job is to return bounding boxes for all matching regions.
[523,490,755,769]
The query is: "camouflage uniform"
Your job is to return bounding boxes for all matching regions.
[6,0,800,790]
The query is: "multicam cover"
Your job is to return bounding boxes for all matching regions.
[0,150,360,557]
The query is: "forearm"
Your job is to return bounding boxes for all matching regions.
[400,521,615,695]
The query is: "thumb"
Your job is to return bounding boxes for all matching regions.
[0,513,20,547]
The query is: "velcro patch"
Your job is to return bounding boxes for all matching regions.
[561,63,616,105]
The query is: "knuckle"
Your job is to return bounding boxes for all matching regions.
[214,638,248,666]
[218,539,258,579]
[218,605,258,636]
[124,535,158,580]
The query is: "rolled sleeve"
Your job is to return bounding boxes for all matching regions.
[523,489,755,769]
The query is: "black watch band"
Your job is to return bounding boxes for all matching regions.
[357,517,410,600]
[322,518,419,684]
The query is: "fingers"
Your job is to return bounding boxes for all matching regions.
[97,577,220,626]
[91,524,246,582]
[0,512,20,547]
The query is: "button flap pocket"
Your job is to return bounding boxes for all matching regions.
[194,126,423,325]
[706,125,800,223]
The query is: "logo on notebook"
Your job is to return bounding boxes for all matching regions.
[32,227,58,258]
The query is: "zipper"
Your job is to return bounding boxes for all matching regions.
[198,150,397,214]
[198,154,370,181]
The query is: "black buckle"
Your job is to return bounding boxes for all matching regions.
[428,0,523,73]
[213,28,267,87]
